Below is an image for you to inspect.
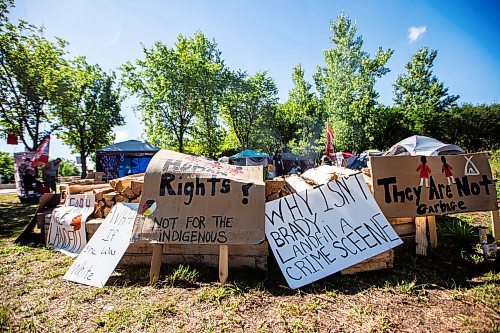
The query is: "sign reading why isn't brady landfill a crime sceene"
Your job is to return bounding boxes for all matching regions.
[265,173,402,289]
[47,194,95,257]
[64,203,138,287]
[370,153,497,217]
[131,150,265,245]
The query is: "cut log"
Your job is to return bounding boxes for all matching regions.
[94,187,113,201]
[97,200,106,208]
[103,206,112,218]
[103,192,117,201]
[68,183,111,194]
[115,194,126,202]
[131,197,141,203]
[131,180,143,196]
[122,187,136,199]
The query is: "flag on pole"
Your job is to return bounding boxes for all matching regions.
[326,120,335,159]
[32,135,51,167]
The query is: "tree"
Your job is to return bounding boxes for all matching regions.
[280,65,324,156]
[0,1,72,151]
[122,32,227,156]
[446,103,500,152]
[58,158,79,177]
[57,57,123,178]
[0,151,13,183]
[221,70,278,151]
[315,13,393,153]
[393,47,459,139]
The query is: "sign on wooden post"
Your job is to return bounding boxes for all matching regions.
[370,153,497,217]
[131,150,266,283]
[265,173,402,289]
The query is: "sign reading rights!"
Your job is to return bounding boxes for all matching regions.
[132,150,265,245]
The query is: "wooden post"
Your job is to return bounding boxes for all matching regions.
[149,243,163,285]
[415,216,428,256]
[219,245,229,284]
[491,209,500,244]
[427,216,437,248]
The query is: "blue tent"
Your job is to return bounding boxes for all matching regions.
[229,149,269,159]
[229,149,269,167]
[96,140,160,179]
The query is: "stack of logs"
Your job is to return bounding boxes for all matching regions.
[64,174,144,219]
[94,174,144,218]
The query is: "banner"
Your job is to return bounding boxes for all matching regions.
[370,153,497,217]
[64,203,138,287]
[32,135,51,167]
[13,152,36,197]
[132,150,265,245]
[265,173,402,289]
[47,194,95,257]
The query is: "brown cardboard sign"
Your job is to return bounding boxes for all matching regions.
[131,150,265,245]
[370,153,497,217]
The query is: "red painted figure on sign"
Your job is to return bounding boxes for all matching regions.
[417,156,431,187]
[441,156,455,185]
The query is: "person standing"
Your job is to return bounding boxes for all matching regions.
[43,158,62,192]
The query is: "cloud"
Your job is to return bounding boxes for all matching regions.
[114,130,128,142]
[408,26,427,43]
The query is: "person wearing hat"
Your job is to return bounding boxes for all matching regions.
[43,158,62,192]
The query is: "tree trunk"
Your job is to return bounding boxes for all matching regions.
[80,151,87,179]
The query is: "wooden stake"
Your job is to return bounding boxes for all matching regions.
[491,209,500,244]
[427,216,437,248]
[219,245,229,284]
[149,243,163,285]
[415,216,428,256]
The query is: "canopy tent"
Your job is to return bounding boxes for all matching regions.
[229,149,269,167]
[96,140,160,180]
[384,135,464,156]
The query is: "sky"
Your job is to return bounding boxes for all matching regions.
[2,0,500,164]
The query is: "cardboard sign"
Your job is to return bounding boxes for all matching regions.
[47,194,95,257]
[132,150,265,245]
[370,153,497,217]
[265,173,402,289]
[64,203,138,287]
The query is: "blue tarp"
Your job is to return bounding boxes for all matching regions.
[229,149,269,159]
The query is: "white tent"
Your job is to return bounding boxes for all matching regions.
[384,135,464,156]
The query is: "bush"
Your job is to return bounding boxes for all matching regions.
[0,152,14,183]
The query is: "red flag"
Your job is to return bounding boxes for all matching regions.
[7,133,18,145]
[31,135,51,167]
[326,120,335,159]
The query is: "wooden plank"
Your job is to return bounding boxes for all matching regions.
[218,245,229,284]
[149,243,163,285]
[341,250,394,275]
[68,183,110,194]
[391,222,416,236]
[415,216,428,256]
[388,217,414,225]
[492,209,500,243]
[427,215,438,248]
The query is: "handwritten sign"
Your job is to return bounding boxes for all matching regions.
[46,194,95,257]
[64,203,138,287]
[265,173,402,289]
[370,153,497,217]
[132,150,265,245]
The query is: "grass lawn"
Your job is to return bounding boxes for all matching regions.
[0,193,498,332]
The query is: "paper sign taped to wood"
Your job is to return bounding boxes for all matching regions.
[64,203,138,287]
[132,150,265,245]
[47,194,95,257]
[370,153,497,217]
[265,173,402,289]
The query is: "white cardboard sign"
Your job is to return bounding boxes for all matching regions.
[64,203,138,287]
[265,173,402,289]
[47,194,95,257]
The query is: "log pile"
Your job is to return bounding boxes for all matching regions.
[94,174,144,218]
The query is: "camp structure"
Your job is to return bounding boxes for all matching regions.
[384,135,465,156]
[96,140,160,180]
[229,149,269,167]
